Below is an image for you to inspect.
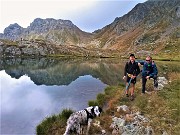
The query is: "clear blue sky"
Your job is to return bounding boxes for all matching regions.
[0,0,147,33]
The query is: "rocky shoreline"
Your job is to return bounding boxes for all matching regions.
[90,77,169,135]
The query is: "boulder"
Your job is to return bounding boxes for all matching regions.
[158,77,168,90]
[111,105,154,135]
[117,105,130,114]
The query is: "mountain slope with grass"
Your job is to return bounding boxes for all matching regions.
[0,39,115,58]
[0,0,179,59]
[93,0,180,59]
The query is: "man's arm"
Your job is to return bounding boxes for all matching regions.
[138,61,145,66]
[123,62,128,80]
[136,63,141,76]
[124,62,128,76]
[149,63,158,77]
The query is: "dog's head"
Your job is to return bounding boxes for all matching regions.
[93,106,102,117]
[86,106,102,118]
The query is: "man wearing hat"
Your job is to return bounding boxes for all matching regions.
[123,54,140,100]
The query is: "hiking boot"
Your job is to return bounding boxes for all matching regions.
[126,94,129,97]
[154,86,158,91]
[130,95,134,101]
[141,93,145,96]
[145,91,152,95]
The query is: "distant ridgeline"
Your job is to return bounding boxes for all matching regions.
[0,0,179,57]
[0,18,93,46]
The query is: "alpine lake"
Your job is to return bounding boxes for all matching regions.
[0,57,179,134]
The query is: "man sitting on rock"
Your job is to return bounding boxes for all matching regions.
[138,56,158,94]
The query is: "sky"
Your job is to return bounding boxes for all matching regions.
[0,0,147,33]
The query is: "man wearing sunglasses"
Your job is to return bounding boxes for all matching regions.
[139,56,158,94]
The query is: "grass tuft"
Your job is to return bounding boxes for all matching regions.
[36,109,74,135]
[88,100,99,106]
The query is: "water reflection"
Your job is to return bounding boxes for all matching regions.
[0,57,125,86]
[1,71,107,134]
[0,57,125,134]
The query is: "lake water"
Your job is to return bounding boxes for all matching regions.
[0,57,125,134]
[0,57,179,134]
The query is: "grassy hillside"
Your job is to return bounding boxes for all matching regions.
[36,61,180,135]
[92,0,180,59]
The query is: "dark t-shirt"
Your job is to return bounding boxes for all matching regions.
[124,61,140,76]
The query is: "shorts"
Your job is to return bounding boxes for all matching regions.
[126,76,136,84]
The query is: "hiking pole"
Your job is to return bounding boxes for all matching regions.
[126,77,132,90]
[124,77,132,95]
[124,70,135,96]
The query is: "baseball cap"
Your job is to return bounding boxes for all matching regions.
[129,54,135,58]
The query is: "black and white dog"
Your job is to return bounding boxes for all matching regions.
[63,106,102,135]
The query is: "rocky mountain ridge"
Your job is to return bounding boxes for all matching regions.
[94,0,180,56]
[0,18,93,46]
[0,0,179,57]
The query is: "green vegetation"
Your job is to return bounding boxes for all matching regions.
[36,35,45,40]
[36,109,74,135]
[151,54,180,61]
[141,32,160,44]
[71,33,79,44]
[89,86,118,107]
[36,60,180,134]
[47,54,75,57]
[158,78,180,134]
[131,73,180,134]
[0,39,18,46]
[153,20,169,30]
[170,28,180,40]
[99,37,108,48]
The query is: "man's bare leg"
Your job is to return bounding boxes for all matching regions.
[126,82,129,97]
[130,84,135,100]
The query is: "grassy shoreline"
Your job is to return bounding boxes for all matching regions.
[36,71,180,134]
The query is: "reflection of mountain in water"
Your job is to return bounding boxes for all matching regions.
[0,57,125,86]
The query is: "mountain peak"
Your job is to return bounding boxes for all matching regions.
[26,18,77,34]
[30,18,74,27]
[3,23,24,39]
[0,17,92,45]
[4,23,23,33]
